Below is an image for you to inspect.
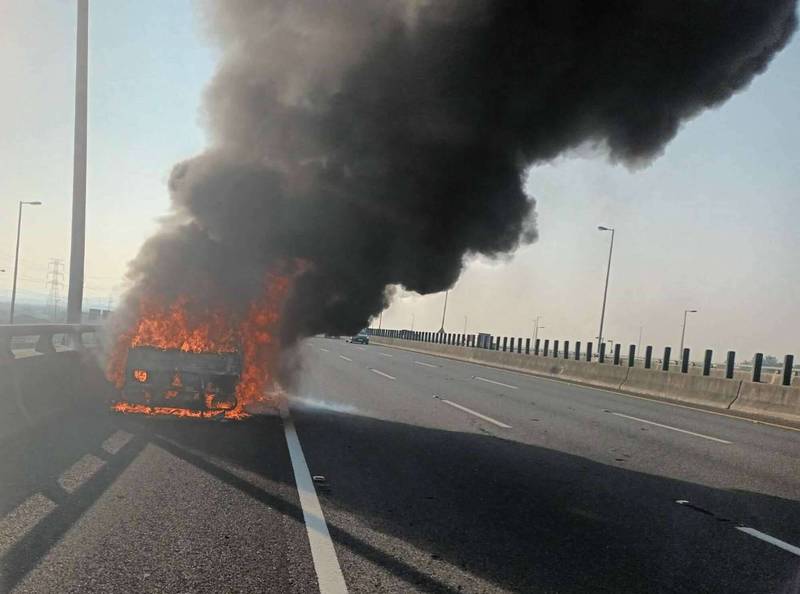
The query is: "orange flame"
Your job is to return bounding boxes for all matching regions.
[108,274,290,420]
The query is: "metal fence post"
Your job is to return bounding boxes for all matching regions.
[613,343,621,365]
[662,347,671,371]
[782,354,794,386]
[752,353,763,383]
[599,343,606,363]
[543,339,550,357]
[525,337,530,354]
[553,340,559,358]
[534,338,541,356]
[628,344,635,367]
[703,349,712,376]
[645,346,653,369]
[575,341,581,361]
[586,342,593,362]
[725,351,735,379]
[681,348,690,373]
[564,340,570,359]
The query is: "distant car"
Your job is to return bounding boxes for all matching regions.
[350,331,369,345]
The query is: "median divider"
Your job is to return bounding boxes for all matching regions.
[729,382,800,423]
[621,367,741,409]
[371,337,800,425]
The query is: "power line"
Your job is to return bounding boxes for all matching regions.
[46,258,65,322]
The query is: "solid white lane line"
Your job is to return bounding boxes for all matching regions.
[440,398,512,429]
[339,355,352,362]
[281,408,348,594]
[611,412,731,444]
[57,454,106,493]
[319,347,330,352]
[370,368,396,381]
[474,376,518,390]
[0,494,56,556]
[101,430,133,455]
[414,360,438,368]
[736,527,800,557]
[379,352,393,358]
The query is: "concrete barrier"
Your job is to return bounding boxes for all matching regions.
[556,359,629,390]
[730,382,800,423]
[622,367,741,409]
[0,324,111,443]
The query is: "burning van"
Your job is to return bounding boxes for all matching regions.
[117,346,242,416]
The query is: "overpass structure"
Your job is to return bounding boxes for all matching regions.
[0,324,798,593]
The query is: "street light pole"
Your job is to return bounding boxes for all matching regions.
[9,201,43,324]
[597,226,615,351]
[679,309,698,357]
[438,289,449,333]
[411,313,415,332]
[67,0,89,323]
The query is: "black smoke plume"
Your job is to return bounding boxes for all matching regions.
[120,0,796,347]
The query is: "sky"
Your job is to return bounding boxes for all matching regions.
[1,1,798,359]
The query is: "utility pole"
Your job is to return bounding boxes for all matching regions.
[637,325,643,353]
[597,226,615,350]
[378,309,383,330]
[533,316,542,342]
[679,309,698,358]
[46,258,65,321]
[438,290,449,333]
[67,0,89,323]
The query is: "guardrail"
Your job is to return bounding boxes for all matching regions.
[0,323,108,442]
[0,323,100,361]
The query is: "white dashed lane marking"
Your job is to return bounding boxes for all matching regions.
[474,376,518,390]
[370,369,396,381]
[57,454,106,493]
[736,527,800,557]
[0,494,56,556]
[414,361,438,368]
[437,397,512,429]
[379,352,393,358]
[610,412,731,444]
[101,430,133,455]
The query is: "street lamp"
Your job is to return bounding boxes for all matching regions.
[9,201,43,323]
[438,289,449,333]
[597,226,615,352]
[679,309,698,358]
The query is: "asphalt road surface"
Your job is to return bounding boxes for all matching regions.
[1,338,798,593]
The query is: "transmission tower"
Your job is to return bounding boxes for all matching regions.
[46,258,65,321]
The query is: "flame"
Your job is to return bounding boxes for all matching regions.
[108,274,290,420]
[132,369,148,383]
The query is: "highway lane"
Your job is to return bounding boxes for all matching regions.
[295,338,800,592]
[0,338,797,592]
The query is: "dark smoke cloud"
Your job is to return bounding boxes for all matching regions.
[122,0,797,345]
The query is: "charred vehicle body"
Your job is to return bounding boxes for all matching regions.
[119,346,241,413]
